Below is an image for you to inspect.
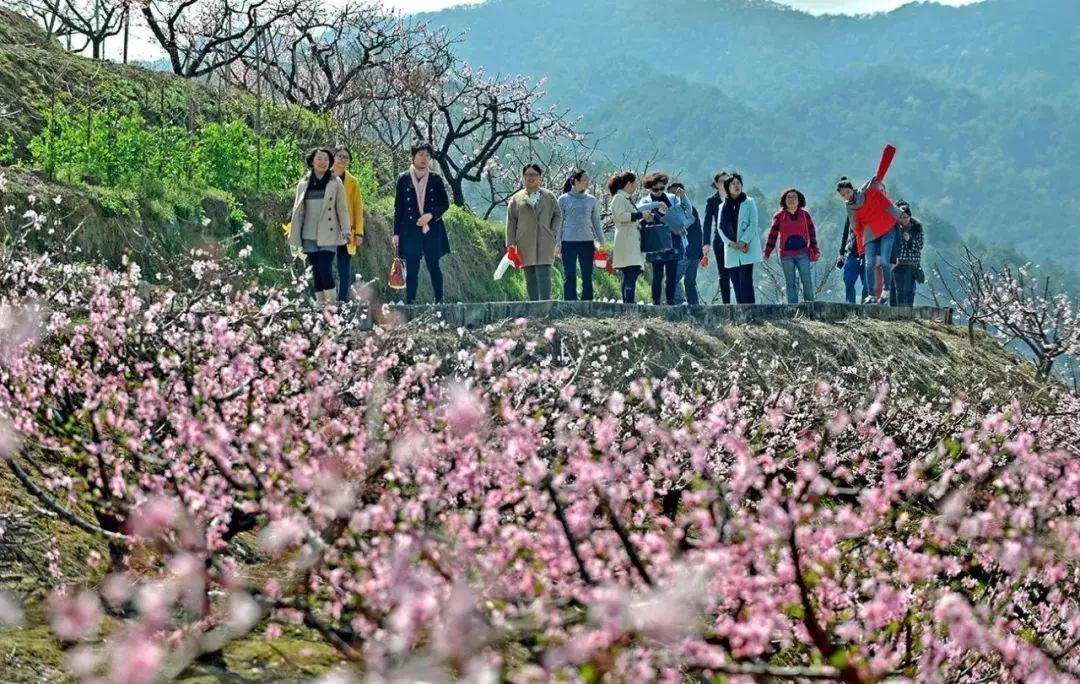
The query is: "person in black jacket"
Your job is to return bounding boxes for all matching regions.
[393,141,452,304]
[701,171,733,303]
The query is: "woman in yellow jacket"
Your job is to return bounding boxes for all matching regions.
[332,147,365,302]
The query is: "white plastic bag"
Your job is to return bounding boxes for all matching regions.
[493,253,514,280]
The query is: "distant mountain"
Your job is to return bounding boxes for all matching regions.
[421,0,1080,270]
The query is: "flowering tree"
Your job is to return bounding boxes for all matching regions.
[477,137,599,220]
[936,247,1080,379]
[365,60,584,208]
[226,1,437,116]
[1,188,1079,682]
[139,0,313,79]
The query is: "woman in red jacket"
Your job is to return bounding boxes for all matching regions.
[836,146,903,304]
[764,188,819,304]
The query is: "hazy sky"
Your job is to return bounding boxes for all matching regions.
[381,0,985,14]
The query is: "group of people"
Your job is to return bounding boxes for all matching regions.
[289,140,925,308]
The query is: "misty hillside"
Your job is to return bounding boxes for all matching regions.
[420,0,1080,270]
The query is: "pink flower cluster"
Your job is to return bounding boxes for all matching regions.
[1,206,1079,683]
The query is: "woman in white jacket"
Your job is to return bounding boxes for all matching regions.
[608,171,656,303]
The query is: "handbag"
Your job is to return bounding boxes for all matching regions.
[915,266,926,284]
[640,223,673,254]
[388,247,406,290]
[660,199,694,232]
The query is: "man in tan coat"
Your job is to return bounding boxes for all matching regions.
[506,163,563,301]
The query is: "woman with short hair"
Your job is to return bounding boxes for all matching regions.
[288,147,351,305]
[639,172,692,306]
[719,172,761,304]
[394,141,452,304]
[506,163,562,301]
[764,187,819,304]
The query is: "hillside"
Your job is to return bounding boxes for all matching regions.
[0,10,632,304]
[0,10,332,156]
[419,0,1080,273]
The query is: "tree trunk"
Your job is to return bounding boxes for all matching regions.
[1037,356,1054,380]
[445,174,466,207]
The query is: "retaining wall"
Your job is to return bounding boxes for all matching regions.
[367,301,953,331]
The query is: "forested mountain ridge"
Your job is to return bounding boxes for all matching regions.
[421,0,1080,271]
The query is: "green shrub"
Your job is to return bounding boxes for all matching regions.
[28,105,302,195]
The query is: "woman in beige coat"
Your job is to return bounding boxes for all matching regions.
[506,163,563,301]
[289,147,351,305]
[608,171,655,303]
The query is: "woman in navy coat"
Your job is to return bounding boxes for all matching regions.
[394,141,452,304]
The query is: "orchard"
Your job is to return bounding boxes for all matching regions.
[1,190,1079,683]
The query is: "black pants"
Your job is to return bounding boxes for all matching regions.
[621,266,642,303]
[714,242,733,304]
[561,240,594,301]
[651,259,679,305]
[719,265,733,304]
[893,265,917,307]
[404,240,444,304]
[307,251,335,293]
[731,263,755,304]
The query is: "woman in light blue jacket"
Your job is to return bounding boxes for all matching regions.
[717,172,761,303]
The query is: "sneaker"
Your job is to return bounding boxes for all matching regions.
[863,296,878,305]
[879,290,890,304]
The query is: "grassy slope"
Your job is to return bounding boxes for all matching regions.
[0,10,332,156]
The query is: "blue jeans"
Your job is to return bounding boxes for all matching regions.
[781,253,814,304]
[843,253,868,304]
[336,245,352,302]
[864,227,897,301]
[674,258,701,305]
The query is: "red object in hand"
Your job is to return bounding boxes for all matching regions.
[593,248,607,268]
[507,245,523,268]
[699,256,709,267]
[876,144,897,182]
